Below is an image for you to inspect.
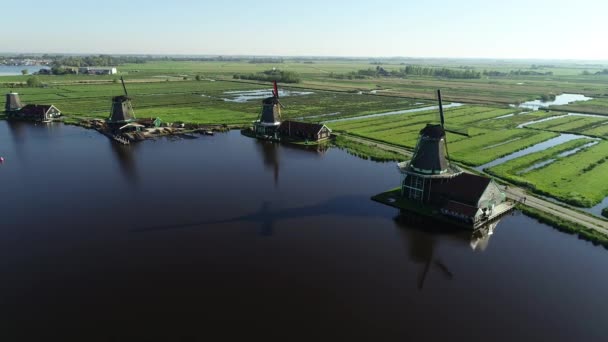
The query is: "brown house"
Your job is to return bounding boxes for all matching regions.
[277,120,332,141]
[14,104,61,122]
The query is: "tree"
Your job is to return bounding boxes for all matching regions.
[21,69,28,75]
[26,76,42,87]
[195,75,201,81]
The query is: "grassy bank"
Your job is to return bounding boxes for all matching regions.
[518,204,608,249]
[332,135,406,162]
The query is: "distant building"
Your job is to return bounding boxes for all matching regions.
[13,104,61,122]
[277,120,332,142]
[78,67,117,75]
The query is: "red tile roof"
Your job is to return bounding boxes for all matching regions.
[431,173,491,205]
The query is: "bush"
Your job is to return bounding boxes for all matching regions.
[602,208,608,219]
[26,76,42,87]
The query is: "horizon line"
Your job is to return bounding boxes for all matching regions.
[1,52,607,63]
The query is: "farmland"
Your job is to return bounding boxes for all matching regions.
[327,105,560,166]
[488,141,608,207]
[551,97,608,115]
[3,58,608,212]
[526,114,608,139]
[0,79,430,125]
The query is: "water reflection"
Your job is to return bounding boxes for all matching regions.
[109,141,138,185]
[256,140,280,186]
[394,213,501,289]
[254,139,329,187]
[132,195,383,235]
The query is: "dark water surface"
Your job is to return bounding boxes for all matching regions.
[1,121,607,341]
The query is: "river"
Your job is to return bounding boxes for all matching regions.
[0,65,49,76]
[0,121,607,340]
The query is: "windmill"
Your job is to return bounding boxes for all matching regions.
[398,90,465,202]
[254,81,284,137]
[5,93,23,113]
[107,76,135,125]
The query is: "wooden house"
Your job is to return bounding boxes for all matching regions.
[277,121,332,142]
[14,104,61,122]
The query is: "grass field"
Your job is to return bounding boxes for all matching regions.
[3,59,608,207]
[551,97,608,115]
[524,114,608,138]
[0,79,430,125]
[489,140,608,207]
[327,105,560,166]
[332,135,406,162]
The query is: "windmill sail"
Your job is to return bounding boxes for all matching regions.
[437,89,445,127]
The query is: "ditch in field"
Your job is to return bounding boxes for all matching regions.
[516,141,600,174]
[324,102,463,123]
[517,113,606,128]
[475,133,592,171]
[222,89,314,102]
[517,93,593,111]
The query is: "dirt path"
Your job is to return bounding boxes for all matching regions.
[505,187,608,233]
[336,132,608,234]
[335,133,413,158]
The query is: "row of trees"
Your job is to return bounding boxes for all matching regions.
[330,65,482,79]
[233,69,301,83]
[249,58,284,64]
[582,69,608,75]
[54,55,147,67]
[509,69,553,76]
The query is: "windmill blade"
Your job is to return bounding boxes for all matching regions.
[434,260,454,279]
[444,128,469,137]
[437,89,445,127]
[120,76,128,97]
[273,80,279,99]
[418,259,432,290]
[277,98,286,109]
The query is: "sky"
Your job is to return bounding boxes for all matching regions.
[2,0,606,60]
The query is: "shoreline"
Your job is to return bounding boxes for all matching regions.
[2,115,608,241]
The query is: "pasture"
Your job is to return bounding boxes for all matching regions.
[2,59,608,212]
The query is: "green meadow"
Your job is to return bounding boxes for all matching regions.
[3,58,608,211]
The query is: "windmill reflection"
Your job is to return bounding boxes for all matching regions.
[132,195,380,236]
[110,141,138,185]
[394,214,500,290]
[254,139,329,187]
[256,140,280,186]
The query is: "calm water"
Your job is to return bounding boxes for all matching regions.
[1,121,607,340]
[0,65,49,76]
[518,93,593,110]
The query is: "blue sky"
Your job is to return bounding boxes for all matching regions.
[2,0,606,60]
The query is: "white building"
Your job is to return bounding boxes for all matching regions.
[78,67,118,75]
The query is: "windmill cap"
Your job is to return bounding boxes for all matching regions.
[420,124,446,138]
